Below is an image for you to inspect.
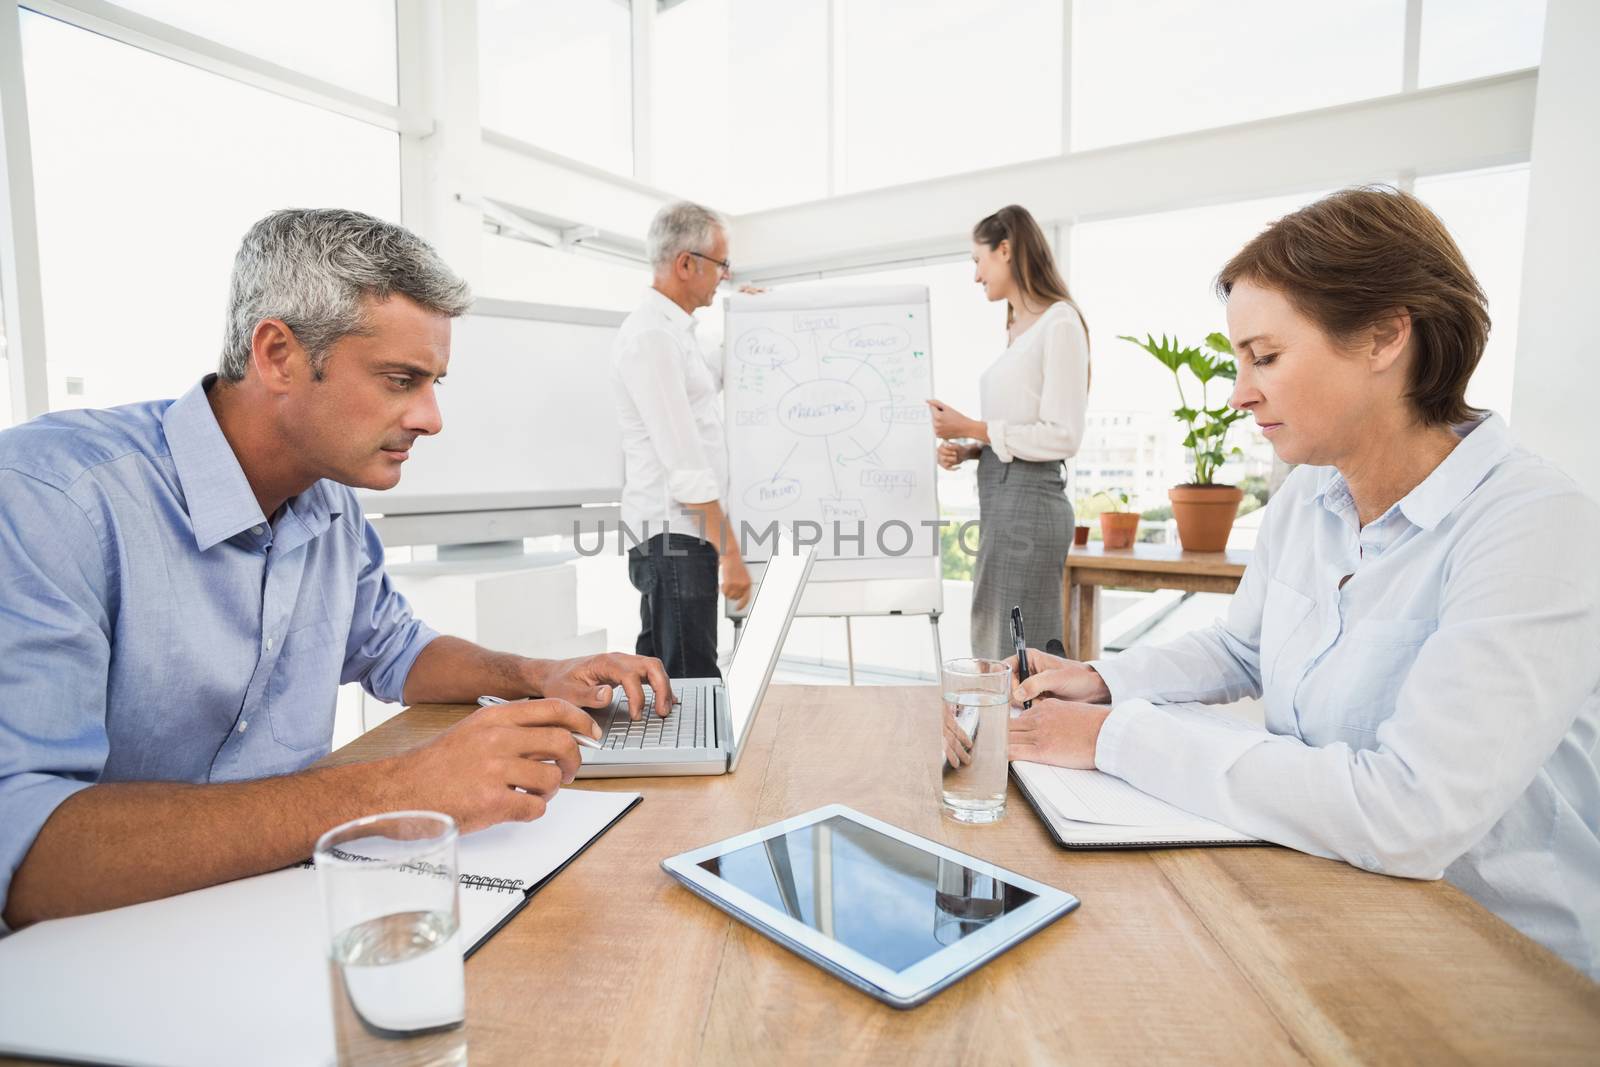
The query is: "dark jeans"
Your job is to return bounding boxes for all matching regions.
[627,533,721,679]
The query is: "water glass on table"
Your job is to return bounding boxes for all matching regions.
[316,811,467,1067]
[939,657,1013,823]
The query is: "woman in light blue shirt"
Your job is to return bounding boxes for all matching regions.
[1008,186,1600,978]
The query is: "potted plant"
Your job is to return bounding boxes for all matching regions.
[1094,490,1139,550]
[1119,331,1248,552]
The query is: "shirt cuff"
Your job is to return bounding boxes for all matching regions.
[370,622,440,705]
[1094,697,1269,794]
[0,772,96,934]
[666,468,720,505]
[1087,657,1134,704]
[1093,698,1156,776]
[985,421,1013,463]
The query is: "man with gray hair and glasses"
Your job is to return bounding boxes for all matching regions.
[612,201,752,679]
[0,208,671,930]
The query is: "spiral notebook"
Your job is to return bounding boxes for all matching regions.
[0,788,641,1067]
[1011,761,1262,849]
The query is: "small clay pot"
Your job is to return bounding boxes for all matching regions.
[1168,484,1245,552]
[1099,512,1140,550]
[1073,524,1090,547]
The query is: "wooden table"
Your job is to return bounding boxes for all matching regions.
[1063,544,1251,660]
[313,685,1597,1065]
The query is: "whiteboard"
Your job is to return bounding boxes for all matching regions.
[360,299,624,520]
[725,286,941,611]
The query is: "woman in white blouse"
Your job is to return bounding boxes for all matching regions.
[1008,187,1600,978]
[928,205,1091,660]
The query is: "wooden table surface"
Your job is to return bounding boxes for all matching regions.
[314,684,1599,1065]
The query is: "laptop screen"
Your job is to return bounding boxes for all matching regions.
[725,547,814,760]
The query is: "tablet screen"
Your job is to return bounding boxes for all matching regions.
[698,815,1038,972]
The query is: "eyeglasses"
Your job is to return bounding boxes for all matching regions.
[688,250,733,277]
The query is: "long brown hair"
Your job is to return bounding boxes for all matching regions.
[973,205,1088,344]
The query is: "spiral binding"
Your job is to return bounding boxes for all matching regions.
[297,856,525,894]
[460,874,527,894]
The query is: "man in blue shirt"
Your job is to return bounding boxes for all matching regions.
[0,208,670,931]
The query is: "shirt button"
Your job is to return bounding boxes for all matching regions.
[238,720,248,733]
[251,525,265,536]
[266,637,274,651]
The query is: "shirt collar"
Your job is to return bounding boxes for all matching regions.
[643,286,698,335]
[1311,413,1512,532]
[162,376,343,552]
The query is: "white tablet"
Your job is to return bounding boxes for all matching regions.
[661,805,1079,1008]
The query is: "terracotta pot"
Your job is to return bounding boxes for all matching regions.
[1073,524,1090,547]
[1168,484,1244,552]
[1099,512,1139,550]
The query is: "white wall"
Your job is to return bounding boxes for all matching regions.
[1511,0,1600,501]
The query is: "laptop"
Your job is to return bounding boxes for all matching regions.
[576,545,816,778]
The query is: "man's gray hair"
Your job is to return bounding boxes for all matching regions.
[647,201,725,271]
[218,208,473,381]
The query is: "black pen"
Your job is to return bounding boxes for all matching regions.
[1010,606,1032,710]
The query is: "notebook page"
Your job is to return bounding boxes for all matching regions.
[1014,761,1253,840]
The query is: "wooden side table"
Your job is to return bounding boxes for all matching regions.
[1062,544,1251,660]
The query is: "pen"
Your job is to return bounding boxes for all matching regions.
[476,695,604,750]
[1010,606,1032,710]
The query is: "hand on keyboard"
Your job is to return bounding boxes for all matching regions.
[537,652,675,720]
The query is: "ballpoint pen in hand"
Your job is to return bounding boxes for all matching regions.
[476,695,603,749]
[1010,606,1032,710]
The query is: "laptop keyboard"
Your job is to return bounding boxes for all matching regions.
[596,685,709,750]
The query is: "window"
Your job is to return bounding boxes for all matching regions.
[105,0,397,102]
[22,13,401,411]
[479,0,633,175]
[1070,0,1405,151]
[652,0,829,213]
[1413,165,1531,419]
[1069,191,1325,509]
[835,0,1061,194]
[1419,0,1546,87]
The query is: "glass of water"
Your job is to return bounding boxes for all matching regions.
[939,657,1013,823]
[315,811,467,1067]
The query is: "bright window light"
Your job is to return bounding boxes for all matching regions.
[479,0,633,176]
[1071,0,1405,151]
[835,0,1062,194]
[103,0,397,102]
[653,0,829,213]
[21,13,401,412]
[1419,0,1546,87]
[1413,165,1531,420]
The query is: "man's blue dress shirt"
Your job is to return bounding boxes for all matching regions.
[0,378,438,926]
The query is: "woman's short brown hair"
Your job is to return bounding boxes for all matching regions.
[1216,185,1490,426]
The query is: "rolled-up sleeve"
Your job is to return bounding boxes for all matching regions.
[0,472,111,930]
[339,518,438,703]
[616,329,720,505]
[1095,491,1600,884]
[988,315,1090,463]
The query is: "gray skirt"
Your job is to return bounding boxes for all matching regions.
[970,448,1075,661]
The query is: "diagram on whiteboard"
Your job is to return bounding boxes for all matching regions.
[724,287,938,562]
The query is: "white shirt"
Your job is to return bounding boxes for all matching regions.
[612,288,729,539]
[1090,414,1600,978]
[978,301,1090,462]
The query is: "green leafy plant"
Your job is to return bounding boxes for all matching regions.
[1119,331,1248,486]
[1092,489,1131,513]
